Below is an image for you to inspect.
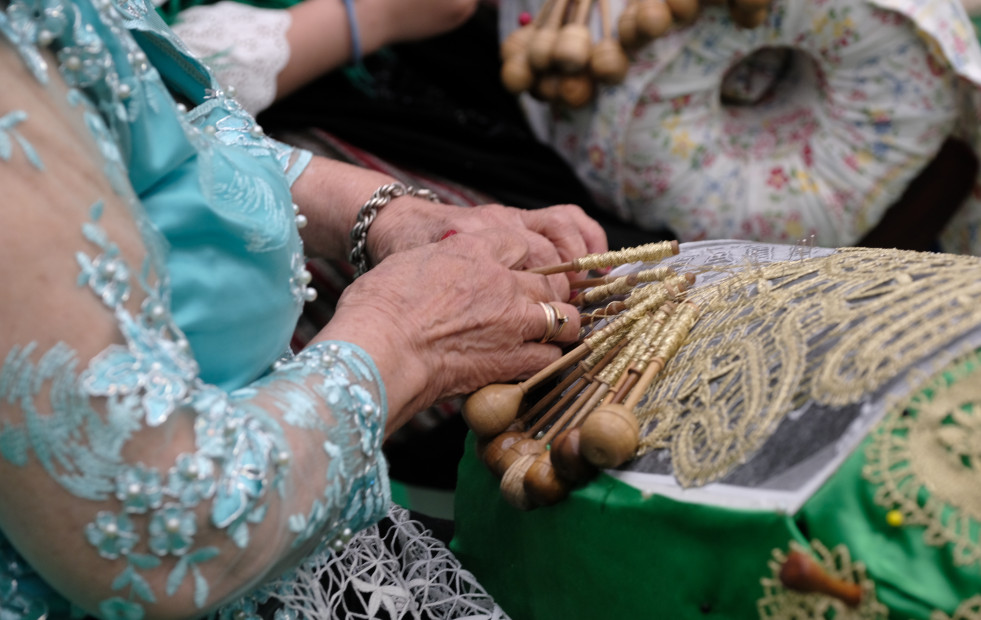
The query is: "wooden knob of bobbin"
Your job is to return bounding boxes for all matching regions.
[636,0,672,38]
[551,427,599,482]
[501,53,535,94]
[779,550,863,608]
[666,0,699,23]
[553,24,594,73]
[501,454,538,510]
[730,5,767,28]
[579,403,640,468]
[462,383,525,438]
[590,39,630,83]
[481,431,523,476]
[532,72,563,101]
[493,437,543,478]
[524,451,572,507]
[559,73,596,108]
[731,0,771,10]
[529,28,561,71]
[502,24,536,60]
[617,1,640,48]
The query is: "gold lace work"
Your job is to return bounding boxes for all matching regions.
[932,596,981,620]
[864,348,981,567]
[758,540,886,620]
[634,248,981,487]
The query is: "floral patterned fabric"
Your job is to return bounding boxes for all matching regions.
[504,0,981,253]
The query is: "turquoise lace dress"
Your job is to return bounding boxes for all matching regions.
[0,0,495,616]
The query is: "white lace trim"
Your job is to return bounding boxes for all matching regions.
[267,505,510,619]
[170,0,291,115]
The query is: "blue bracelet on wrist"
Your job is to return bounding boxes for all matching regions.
[341,0,363,64]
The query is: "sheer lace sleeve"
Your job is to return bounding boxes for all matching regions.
[0,26,388,620]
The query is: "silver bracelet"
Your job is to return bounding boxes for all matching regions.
[348,182,439,277]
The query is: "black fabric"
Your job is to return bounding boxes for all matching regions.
[258,4,673,250]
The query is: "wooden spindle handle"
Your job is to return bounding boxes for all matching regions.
[779,550,863,608]
[554,0,596,73]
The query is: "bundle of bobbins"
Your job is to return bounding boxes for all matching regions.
[462,240,705,511]
[500,0,775,107]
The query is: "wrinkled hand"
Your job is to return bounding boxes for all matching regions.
[320,228,581,435]
[368,199,608,286]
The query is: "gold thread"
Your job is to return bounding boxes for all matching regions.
[578,266,681,305]
[573,240,677,272]
[628,247,981,488]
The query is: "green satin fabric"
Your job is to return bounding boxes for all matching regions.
[798,437,975,618]
[451,435,804,620]
[453,425,980,619]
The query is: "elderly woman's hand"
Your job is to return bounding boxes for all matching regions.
[316,227,581,435]
[291,158,607,282]
[368,199,609,282]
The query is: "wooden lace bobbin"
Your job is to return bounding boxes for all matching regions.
[501,26,535,62]
[578,303,676,467]
[486,338,630,477]
[545,309,663,472]
[577,259,691,337]
[522,448,575,507]
[520,317,658,507]
[465,294,637,444]
[529,0,573,71]
[616,0,641,49]
[463,342,592,438]
[478,358,590,474]
[575,269,691,308]
[572,264,676,291]
[501,14,539,61]
[728,2,767,28]
[531,72,563,101]
[497,374,606,509]
[503,284,682,504]
[501,0,555,94]
[590,0,630,84]
[488,268,681,476]
[665,0,699,24]
[779,550,863,608]
[474,268,677,450]
[635,0,672,40]
[497,314,653,508]
[580,300,699,468]
[500,453,542,510]
[528,239,680,276]
[475,356,589,462]
[580,300,628,326]
[558,72,596,108]
[553,0,596,74]
[549,426,598,482]
[501,54,536,94]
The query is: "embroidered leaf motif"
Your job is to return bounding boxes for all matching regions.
[110,566,134,591]
[128,570,157,603]
[0,110,43,170]
[165,556,189,597]
[192,565,208,609]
